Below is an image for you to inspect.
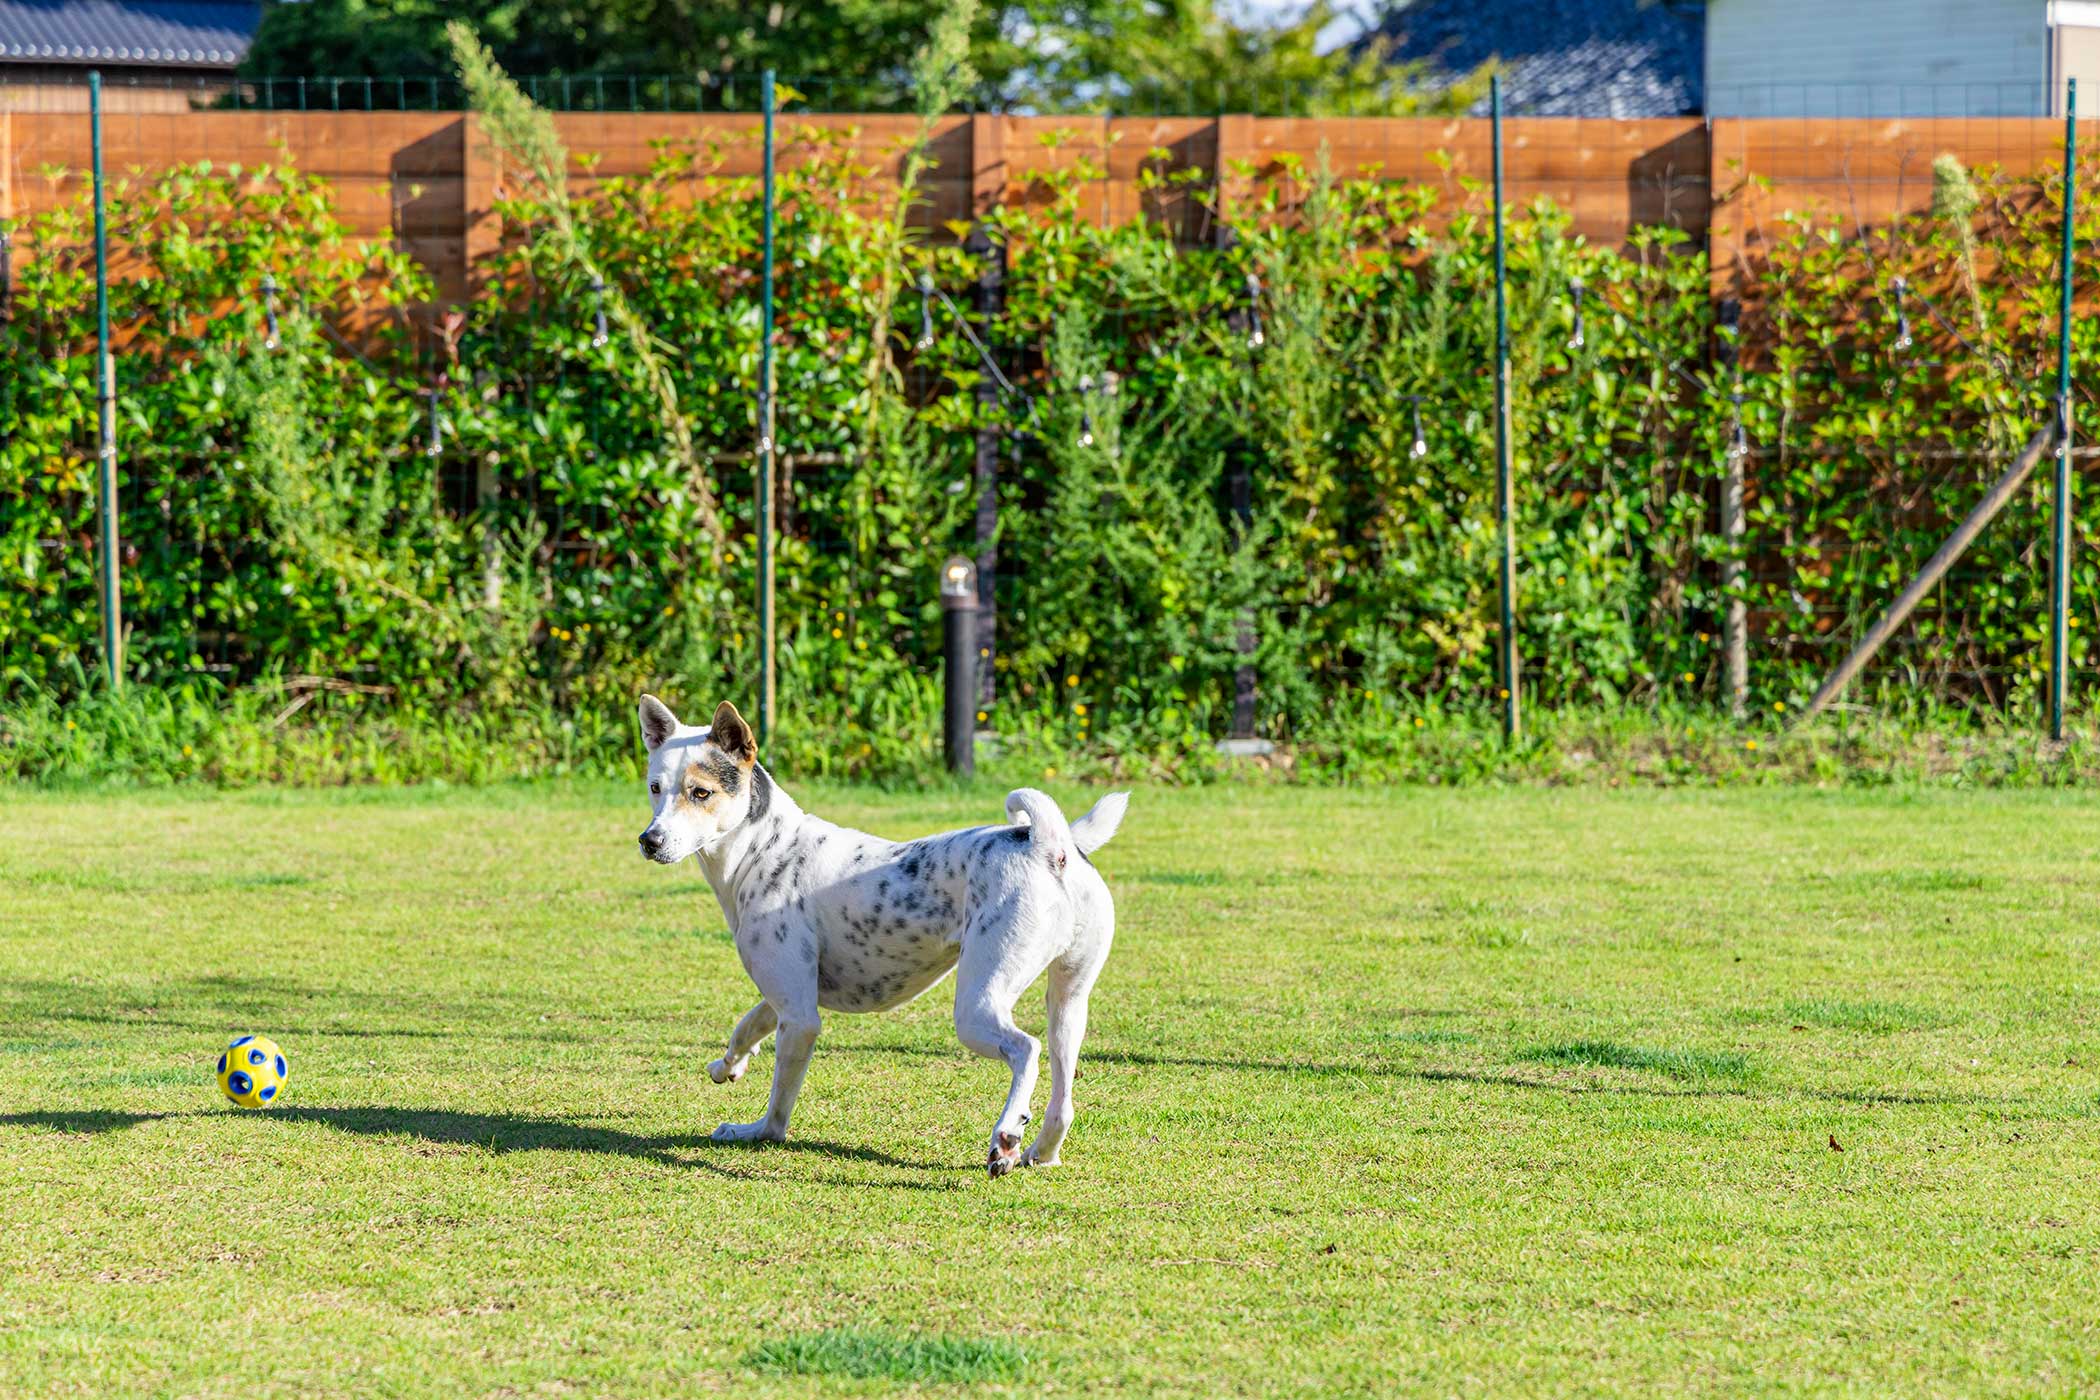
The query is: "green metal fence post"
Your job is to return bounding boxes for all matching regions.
[89,71,123,690]
[758,69,778,745]
[1492,75,1518,742]
[2053,78,2077,742]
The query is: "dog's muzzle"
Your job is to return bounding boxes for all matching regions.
[638,828,673,862]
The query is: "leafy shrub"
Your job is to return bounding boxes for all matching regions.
[3,121,2096,783]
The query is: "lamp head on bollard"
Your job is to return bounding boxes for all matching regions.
[940,556,978,610]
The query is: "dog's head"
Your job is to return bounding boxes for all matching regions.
[635,695,764,863]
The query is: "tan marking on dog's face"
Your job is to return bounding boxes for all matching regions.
[671,753,735,815]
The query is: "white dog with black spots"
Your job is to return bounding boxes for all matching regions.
[635,696,1127,1177]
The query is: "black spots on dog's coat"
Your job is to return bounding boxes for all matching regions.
[1007,827,1029,845]
[746,765,773,821]
[704,756,743,797]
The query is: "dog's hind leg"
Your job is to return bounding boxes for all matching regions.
[708,1000,777,1084]
[954,935,1045,1179]
[1024,957,1098,1168]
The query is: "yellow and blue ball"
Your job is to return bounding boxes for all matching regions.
[216,1035,287,1109]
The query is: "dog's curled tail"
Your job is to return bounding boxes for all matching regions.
[1007,789,1130,874]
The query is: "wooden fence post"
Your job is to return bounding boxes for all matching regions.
[965,224,1004,714]
[969,112,1004,213]
[1212,114,1253,238]
[459,114,499,303]
[967,113,1006,717]
[1,110,12,259]
[1717,297,1748,717]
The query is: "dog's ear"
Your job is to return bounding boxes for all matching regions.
[638,694,680,752]
[710,701,756,763]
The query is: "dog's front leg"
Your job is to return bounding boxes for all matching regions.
[711,921,820,1144]
[708,1000,777,1084]
[711,1013,816,1143]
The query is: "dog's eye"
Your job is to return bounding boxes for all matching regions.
[690,786,711,802]
[649,781,660,796]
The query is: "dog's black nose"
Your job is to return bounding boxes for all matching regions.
[639,829,666,857]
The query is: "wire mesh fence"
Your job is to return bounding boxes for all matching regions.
[5,71,2100,756]
[0,68,1477,117]
[1707,82,2059,119]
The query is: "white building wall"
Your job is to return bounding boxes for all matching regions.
[1707,0,2051,116]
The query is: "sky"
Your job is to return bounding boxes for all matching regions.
[1218,0,1380,52]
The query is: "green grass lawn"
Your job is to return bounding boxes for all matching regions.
[2,781,2097,1397]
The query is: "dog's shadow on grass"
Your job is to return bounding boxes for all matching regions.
[824,1041,2003,1111]
[0,1107,966,1190]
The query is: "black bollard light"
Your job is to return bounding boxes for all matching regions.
[940,556,978,776]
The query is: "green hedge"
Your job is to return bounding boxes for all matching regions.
[3,129,2096,779]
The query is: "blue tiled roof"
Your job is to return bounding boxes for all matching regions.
[0,0,259,69]
[1373,0,1705,118]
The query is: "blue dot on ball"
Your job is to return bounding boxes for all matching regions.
[217,1053,227,1075]
[259,1085,276,1101]
[248,1048,266,1066]
[228,1071,252,1096]
[275,1055,287,1078]
[231,1035,253,1048]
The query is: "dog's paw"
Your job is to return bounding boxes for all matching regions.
[986,1130,1024,1179]
[1021,1145,1061,1169]
[706,1056,746,1084]
[711,1119,784,1144]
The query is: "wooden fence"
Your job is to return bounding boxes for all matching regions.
[0,108,2092,300]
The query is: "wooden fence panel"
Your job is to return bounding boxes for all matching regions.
[7,108,2098,309]
[1708,116,2100,292]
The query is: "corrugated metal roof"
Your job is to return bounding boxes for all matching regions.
[0,0,260,69]
[1374,0,1706,118]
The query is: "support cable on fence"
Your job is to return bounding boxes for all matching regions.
[1840,183,2031,397]
[1885,275,2035,400]
[918,276,1036,419]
